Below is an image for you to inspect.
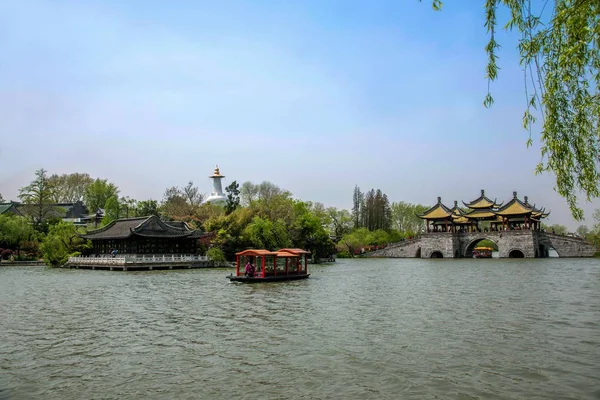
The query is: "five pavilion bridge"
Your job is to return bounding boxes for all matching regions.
[367,190,597,258]
[367,230,596,258]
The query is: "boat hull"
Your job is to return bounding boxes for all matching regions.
[227,274,310,283]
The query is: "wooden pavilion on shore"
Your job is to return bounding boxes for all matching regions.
[80,215,206,255]
[418,190,550,233]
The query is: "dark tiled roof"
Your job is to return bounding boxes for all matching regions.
[0,202,22,215]
[164,221,190,230]
[81,216,203,240]
[54,201,89,218]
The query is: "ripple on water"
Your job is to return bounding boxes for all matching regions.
[1,260,600,399]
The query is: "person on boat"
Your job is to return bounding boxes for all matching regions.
[244,260,255,277]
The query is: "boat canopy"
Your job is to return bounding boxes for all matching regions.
[233,248,309,279]
[235,249,278,257]
[277,248,311,255]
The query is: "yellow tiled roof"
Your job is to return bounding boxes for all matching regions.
[464,210,497,219]
[468,198,496,209]
[452,216,470,224]
[420,205,452,219]
[495,201,532,216]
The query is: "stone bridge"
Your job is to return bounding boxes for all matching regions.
[367,231,596,258]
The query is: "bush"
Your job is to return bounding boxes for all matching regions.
[20,241,41,259]
[15,255,37,262]
[206,247,226,262]
[40,221,90,267]
[1,249,13,260]
[336,251,352,258]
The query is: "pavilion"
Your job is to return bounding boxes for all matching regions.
[418,190,549,233]
[80,215,205,255]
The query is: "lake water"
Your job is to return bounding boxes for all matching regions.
[1,258,599,399]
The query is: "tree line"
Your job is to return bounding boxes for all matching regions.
[2,169,600,265]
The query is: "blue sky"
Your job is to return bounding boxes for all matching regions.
[0,0,598,230]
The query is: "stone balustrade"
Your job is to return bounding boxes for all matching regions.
[67,254,210,266]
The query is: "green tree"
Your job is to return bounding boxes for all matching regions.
[137,199,159,217]
[425,0,600,220]
[0,214,36,256]
[592,209,600,233]
[250,190,295,225]
[161,181,203,221]
[240,181,259,206]
[40,221,90,267]
[182,181,204,208]
[205,207,253,259]
[225,180,240,215]
[103,195,120,224]
[244,216,290,250]
[543,223,568,235]
[338,228,370,256]
[352,185,362,229]
[119,196,138,218]
[290,201,333,259]
[365,229,391,246]
[18,168,58,231]
[390,202,428,235]
[206,247,226,262]
[48,173,93,203]
[84,179,119,212]
[327,207,353,237]
[576,225,589,237]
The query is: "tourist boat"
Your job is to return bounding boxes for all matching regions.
[227,248,311,283]
[473,246,493,258]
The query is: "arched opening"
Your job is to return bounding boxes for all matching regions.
[415,247,421,258]
[430,251,443,258]
[537,243,559,258]
[508,249,525,258]
[464,238,499,258]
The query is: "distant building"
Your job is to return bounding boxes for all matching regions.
[204,165,227,204]
[80,215,205,255]
[418,190,550,233]
[1,200,103,226]
[54,201,94,226]
[0,202,22,216]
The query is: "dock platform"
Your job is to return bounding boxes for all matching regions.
[64,255,232,271]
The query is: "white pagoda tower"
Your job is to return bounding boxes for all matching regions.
[204,165,227,204]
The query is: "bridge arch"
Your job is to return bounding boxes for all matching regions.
[537,243,560,258]
[508,248,525,258]
[464,237,499,258]
[429,250,444,258]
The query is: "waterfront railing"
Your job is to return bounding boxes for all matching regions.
[67,254,210,265]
